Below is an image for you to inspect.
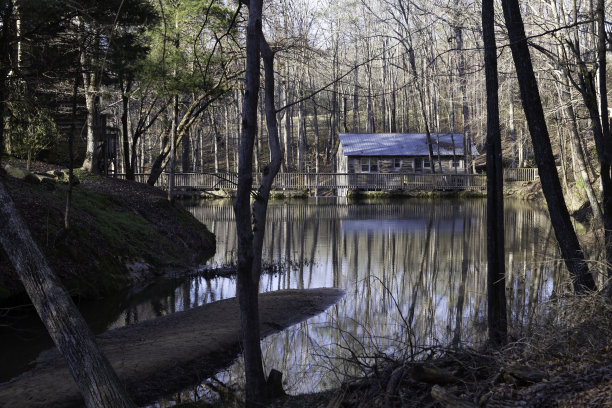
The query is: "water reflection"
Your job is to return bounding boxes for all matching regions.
[171,198,562,397]
[1,198,565,400]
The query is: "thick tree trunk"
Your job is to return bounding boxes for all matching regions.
[501,0,596,292]
[483,0,507,346]
[233,0,267,406]
[0,182,135,408]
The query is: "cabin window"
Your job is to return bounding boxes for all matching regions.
[360,158,379,172]
[423,158,431,169]
[451,158,462,168]
[393,158,402,170]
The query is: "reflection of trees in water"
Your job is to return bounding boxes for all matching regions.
[175,199,563,395]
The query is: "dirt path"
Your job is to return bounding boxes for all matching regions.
[0,288,344,408]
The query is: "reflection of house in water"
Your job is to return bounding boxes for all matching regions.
[341,218,465,234]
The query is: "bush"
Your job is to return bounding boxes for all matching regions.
[5,90,59,169]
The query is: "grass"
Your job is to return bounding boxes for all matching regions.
[1,172,215,303]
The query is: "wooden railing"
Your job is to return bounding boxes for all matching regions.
[503,167,539,182]
[114,168,538,193]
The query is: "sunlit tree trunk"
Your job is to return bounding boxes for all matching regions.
[80,39,100,174]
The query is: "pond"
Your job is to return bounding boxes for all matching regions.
[0,198,567,401]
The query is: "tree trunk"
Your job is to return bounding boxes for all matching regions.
[353,41,359,132]
[81,58,99,174]
[483,0,507,346]
[233,0,267,406]
[120,78,135,181]
[501,0,596,292]
[0,181,135,408]
[508,88,517,167]
[210,110,220,173]
[65,74,79,230]
[407,46,435,173]
[224,104,231,172]
[559,73,603,226]
[382,38,387,133]
[181,120,190,173]
[167,94,178,201]
[596,0,612,288]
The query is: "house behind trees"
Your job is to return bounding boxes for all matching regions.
[337,133,479,174]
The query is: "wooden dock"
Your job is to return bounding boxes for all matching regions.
[117,169,538,195]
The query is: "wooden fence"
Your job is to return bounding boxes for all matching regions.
[502,167,539,182]
[115,168,537,194]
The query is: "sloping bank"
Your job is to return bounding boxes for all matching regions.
[0,288,345,408]
[0,163,215,305]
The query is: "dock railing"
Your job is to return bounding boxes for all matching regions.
[115,168,537,192]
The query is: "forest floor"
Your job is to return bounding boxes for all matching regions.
[0,158,215,305]
[0,288,344,408]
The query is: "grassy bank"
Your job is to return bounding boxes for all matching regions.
[0,160,215,305]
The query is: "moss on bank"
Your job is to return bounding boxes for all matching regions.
[0,167,215,305]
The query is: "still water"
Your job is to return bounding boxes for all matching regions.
[1,198,567,399]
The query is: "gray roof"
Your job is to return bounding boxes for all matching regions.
[338,133,479,156]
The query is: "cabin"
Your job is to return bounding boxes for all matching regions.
[337,133,479,174]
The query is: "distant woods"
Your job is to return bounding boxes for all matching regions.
[0,0,607,182]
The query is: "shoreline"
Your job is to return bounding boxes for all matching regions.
[0,288,345,407]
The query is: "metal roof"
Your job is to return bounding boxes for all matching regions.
[338,133,479,156]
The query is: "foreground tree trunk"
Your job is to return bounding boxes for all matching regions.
[501,0,596,292]
[234,1,285,405]
[233,0,266,406]
[0,182,135,408]
[482,0,507,346]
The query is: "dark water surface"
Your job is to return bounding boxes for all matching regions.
[1,198,566,399]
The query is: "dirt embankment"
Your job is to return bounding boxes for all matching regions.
[0,160,215,305]
[0,288,345,408]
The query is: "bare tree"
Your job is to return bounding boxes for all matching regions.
[501,0,596,292]
[234,0,285,405]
